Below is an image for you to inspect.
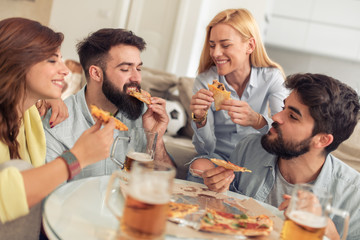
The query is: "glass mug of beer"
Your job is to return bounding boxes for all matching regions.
[111,127,158,171]
[280,183,349,240]
[106,161,176,240]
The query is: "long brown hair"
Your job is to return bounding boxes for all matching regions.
[0,18,63,159]
[198,9,284,78]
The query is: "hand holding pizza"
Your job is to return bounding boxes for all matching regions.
[220,99,266,129]
[190,88,213,122]
[202,167,235,193]
[142,97,169,138]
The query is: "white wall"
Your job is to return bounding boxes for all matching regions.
[49,0,269,77]
[49,0,129,61]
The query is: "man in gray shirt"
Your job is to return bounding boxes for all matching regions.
[43,28,173,180]
[200,73,360,240]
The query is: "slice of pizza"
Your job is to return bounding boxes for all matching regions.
[208,79,231,111]
[210,158,252,173]
[90,105,128,131]
[168,202,200,219]
[127,86,152,105]
[200,208,273,236]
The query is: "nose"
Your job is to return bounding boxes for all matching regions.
[129,69,141,84]
[272,111,284,124]
[60,61,70,77]
[211,45,222,58]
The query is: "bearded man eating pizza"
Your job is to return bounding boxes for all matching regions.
[197,73,360,240]
[43,28,174,180]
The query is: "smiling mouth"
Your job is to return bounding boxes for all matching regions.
[52,80,64,87]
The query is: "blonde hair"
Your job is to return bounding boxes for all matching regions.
[197,8,285,78]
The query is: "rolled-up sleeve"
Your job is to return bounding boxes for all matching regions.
[0,167,29,223]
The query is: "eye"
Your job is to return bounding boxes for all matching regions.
[136,68,142,72]
[222,44,230,48]
[120,69,129,72]
[289,113,298,120]
[47,59,56,63]
[209,44,215,49]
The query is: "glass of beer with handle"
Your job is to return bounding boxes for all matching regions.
[280,183,349,240]
[106,161,176,240]
[111,127,157,171]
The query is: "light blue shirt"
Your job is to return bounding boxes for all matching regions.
[191,66,289,161]
[43,86,143,181]
[230,134,360,240]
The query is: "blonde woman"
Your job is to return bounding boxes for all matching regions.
[188,9,288,190]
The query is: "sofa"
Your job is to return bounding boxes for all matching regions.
[140,67,360,178]
[140,67,197,179]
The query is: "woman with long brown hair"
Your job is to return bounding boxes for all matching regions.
[188,9,288,191]
[0,18,115,238]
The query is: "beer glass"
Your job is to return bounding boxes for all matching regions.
[280,183,349,240]
[106,161,176,240]
[111,127,157,171]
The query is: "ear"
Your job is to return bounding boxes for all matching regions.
[89,65,103,83]
[313,133,333,149]
[246,37,256,54]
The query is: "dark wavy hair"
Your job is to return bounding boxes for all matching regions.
[77,28,146,79]
[285,73,360,154]
[0,18,64,159]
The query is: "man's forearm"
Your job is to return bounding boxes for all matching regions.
[154,139,174,166]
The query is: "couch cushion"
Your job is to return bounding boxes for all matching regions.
[177,76,195,138]
[141,67,178,99]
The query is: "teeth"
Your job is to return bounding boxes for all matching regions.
[52,80,64,86]
[216,60,227,64]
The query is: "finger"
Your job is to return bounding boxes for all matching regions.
[49,108,59,126]
[101,118,116,133]
[87,119,103,133]
[278,199,291,211]
[207,173,234,192]
[149,97,166,105]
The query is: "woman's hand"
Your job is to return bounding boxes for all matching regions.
[190,89,213,120]
[70,119,116,168]
[220,99,266,129]
[36,98,69,128]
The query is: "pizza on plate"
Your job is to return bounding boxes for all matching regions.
[127,86,152,105]
[168,202,200,219]
[208,80,231,111]
[210,158,252,173]
[90,105,128,131]
[200,208,273,236]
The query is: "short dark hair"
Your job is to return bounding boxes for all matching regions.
[285,73,360,154]
[77,28,146,79]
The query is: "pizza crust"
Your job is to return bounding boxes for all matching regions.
[210,158,252,173]
[168,202,200,219]
[90,105,128,131]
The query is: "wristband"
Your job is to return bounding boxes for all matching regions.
[59,151,81,180]
[192,112,207,123]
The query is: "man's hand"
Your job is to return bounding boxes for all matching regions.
[36,98,69,128]
[279,194,340,240]
[142,97,168,137]
[202,167,235,193]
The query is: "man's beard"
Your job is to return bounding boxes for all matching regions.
[102,72,144,120]
[261,122,312,160]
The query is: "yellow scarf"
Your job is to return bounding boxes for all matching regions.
[0,105,46,165]
[0,105,46,223]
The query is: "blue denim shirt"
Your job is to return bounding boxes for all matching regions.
[43,86,144,180]
[191,66,289,161]
[230,134,360,240]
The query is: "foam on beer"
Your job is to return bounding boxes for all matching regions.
[288,210,327,228]
[129,176,171,205]
[127,152,152,162]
